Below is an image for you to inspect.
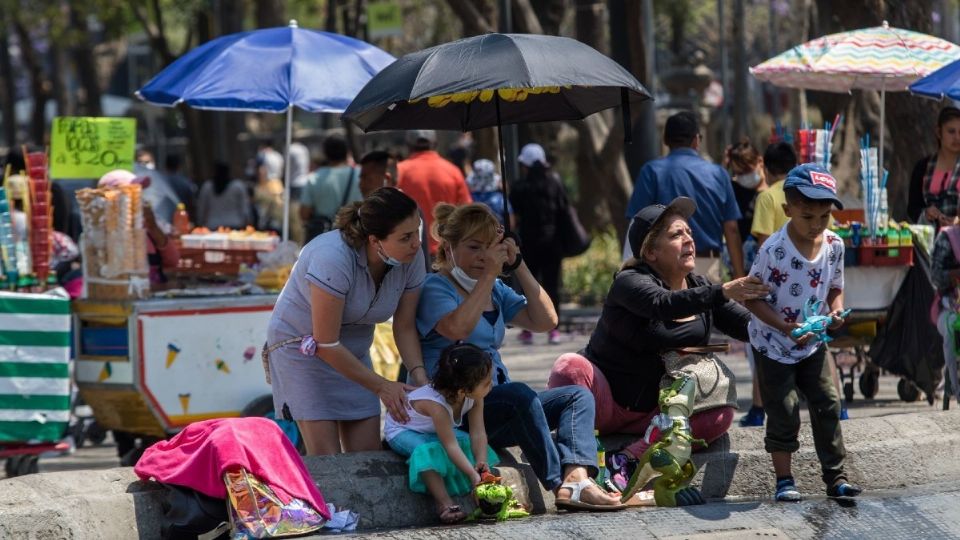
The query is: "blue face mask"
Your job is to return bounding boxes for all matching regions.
[377,241,402,266]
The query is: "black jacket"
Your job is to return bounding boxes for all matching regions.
[583,263,751,412]
[509,172,566,248]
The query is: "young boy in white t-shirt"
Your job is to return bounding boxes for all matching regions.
[744,163,862,502]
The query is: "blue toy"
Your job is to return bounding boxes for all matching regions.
[790,298,851,344]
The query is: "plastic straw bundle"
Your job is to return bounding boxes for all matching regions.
[795,125,832,169]
[859,137,887,239]
[770,121,792,144]
[0,185,16,283]
[24,151,52,285]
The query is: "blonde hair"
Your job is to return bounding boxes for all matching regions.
[431,203,501,270]
[623,210,686,270]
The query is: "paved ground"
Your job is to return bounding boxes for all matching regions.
[335,483,960,539]
[6,325,946,479]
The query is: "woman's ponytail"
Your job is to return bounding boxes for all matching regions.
[335,201,365,248]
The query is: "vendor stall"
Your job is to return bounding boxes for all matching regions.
[73,294,275,439]
[0,152,81,477]
[68,178,296,460]
[829,210,932,403]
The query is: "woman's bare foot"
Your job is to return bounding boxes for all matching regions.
[437,502,467,524]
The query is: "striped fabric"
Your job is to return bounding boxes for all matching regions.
[751,21,960,92]
[0,292,71,443]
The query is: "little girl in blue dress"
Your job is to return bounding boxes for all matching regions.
[384,342,498,524]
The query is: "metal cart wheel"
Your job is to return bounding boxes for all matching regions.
[4,456,20,477]
[6,455,39,477]
[86,421,108,446]
[897,378,921,402]
[859,369,880,399]
[843,382,855,403]
[18,455,39,475]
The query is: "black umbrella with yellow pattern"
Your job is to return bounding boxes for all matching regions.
[342,33,652,230]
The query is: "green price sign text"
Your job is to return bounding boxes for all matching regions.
[50,117,136,179]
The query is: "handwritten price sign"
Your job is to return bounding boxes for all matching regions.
[50,117,136,179]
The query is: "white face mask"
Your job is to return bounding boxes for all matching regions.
[734,170,761,189]
[377,241,402,266]
[448,247,477,292]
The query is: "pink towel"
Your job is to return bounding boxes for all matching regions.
[135,417,330,520]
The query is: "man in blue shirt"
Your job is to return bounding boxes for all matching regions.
[626,111,745,279]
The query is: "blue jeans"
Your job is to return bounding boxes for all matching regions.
[466,382,598,491]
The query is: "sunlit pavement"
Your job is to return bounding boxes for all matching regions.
[337,483,960,539]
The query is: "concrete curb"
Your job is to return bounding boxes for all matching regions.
[1,411,958,537]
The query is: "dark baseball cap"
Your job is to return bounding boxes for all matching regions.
[628,197,698,259]
[783,163,843,209]
[664,111,700,141]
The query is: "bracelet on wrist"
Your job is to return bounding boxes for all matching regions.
[409,365,425,374]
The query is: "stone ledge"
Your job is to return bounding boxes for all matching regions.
[0,411,958,537]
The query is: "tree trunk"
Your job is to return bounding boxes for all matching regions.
[50,40,72,118]
[326,0,340,32]
[14,21,50,145]
[732,0,748,139]
[446,0,495,35]
[572,0,631,237]
[68,3,103,116]
[530,0,566,36]
[0,16,17,147]
[254,0,286,28]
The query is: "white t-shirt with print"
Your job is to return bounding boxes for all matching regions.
[747,227,844,364]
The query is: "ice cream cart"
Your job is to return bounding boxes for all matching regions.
[73,294,276,441]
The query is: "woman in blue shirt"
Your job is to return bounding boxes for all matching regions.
[416,203,625,511]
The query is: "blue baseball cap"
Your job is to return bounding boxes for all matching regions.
[783,163,843,209]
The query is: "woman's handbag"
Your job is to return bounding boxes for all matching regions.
[556,196,591,258]
[659,347,738,413]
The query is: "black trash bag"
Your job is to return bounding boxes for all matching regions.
[159,483,229,540]
[868,245,945,398]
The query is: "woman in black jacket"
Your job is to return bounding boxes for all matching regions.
[547,197,769,493]
[907,106,960,227]
[509,143,568,345]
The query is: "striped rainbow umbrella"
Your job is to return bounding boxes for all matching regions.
[751,21,960,176]
[751,21,960,92]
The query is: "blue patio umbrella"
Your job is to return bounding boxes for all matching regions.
[909,57,960,101]
[137,20,395,241]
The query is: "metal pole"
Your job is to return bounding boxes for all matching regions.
[718,0,729,149]
[768,0,780,121]
[498,0,519,184]
[495,94,511,232]
[640,0,657,159]
[733,0,748,139]
[879,84,885,181]
[282,106,293,242]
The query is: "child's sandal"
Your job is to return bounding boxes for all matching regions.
[438,504,467,524]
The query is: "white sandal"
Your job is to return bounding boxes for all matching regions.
[555,479,626,512]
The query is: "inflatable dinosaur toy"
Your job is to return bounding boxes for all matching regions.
[790,298,851,344]
[467,471,529,521]
[619,375,707,507]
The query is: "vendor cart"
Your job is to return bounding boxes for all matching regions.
[73,294,276,444]
[0,290,73,477]
[830,250,935,403]
[829,265,908,401]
